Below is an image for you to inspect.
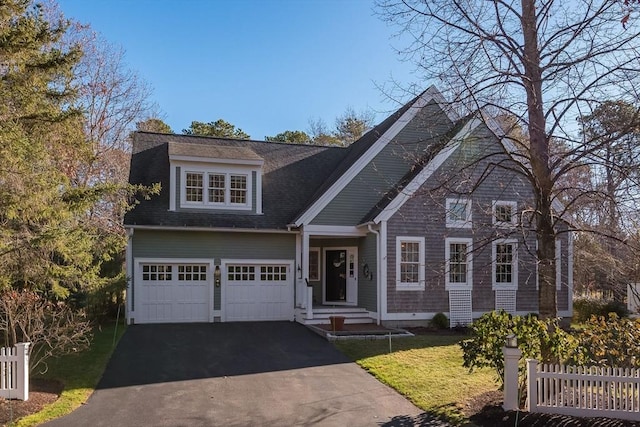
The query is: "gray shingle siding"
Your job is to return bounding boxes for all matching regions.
[385,121,569,316]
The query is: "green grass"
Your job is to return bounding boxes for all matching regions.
[15,319,127,427]
[334,334,497,425]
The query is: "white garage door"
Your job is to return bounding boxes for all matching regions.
[224,263,294,321]
[137,263,211,323]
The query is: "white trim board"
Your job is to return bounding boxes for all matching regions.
[292,86,453,227]
[303,225,367,237]
[125,225,293,234]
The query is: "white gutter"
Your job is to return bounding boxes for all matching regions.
[125,224,297,234]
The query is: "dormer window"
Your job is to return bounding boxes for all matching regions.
[182,169,251,209]
[169,142,263,213]
[185,172,204,202]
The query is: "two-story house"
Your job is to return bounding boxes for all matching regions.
[124,86,573,326]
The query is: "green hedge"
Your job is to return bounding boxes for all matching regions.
[573,297,628,323]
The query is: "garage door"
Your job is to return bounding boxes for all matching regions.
[137,263,211,323]
[224,263,294,321]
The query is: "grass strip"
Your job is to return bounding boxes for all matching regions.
[335,334,497,425]
[15,319,126,427]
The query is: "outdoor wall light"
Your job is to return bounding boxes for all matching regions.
[505,334,518,348]
[362,263,373,281]
[214,265,221,287]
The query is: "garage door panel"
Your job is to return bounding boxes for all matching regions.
[224,262,293,321]
[137,262,211,324]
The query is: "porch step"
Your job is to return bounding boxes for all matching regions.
[297,307,374,325]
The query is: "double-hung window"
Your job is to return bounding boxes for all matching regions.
[208,174,226,203]
[446,198,472,228]
[445,238,473,290]
[229,175,247,204]
[492,201,517,227]
[396,237,425,291]
[492,239,518,290]
[185,172,204,202]
[182,169,250,209]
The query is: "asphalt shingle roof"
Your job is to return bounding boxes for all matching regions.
[168,142,263,162]
[125,133,348,229]
[125,90,434,230]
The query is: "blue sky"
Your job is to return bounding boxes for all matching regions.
[56,0,421,139]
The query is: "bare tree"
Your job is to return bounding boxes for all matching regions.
[377,0,640,318]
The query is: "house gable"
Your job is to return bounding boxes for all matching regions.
[295,87,458,227]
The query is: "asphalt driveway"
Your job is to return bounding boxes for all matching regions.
[43,322,440,427]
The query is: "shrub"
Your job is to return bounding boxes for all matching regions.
[572,313,640,368]
[0,289,93,374]
[459,311,576,389]
[573,297,628,323]
[431,312,449,329]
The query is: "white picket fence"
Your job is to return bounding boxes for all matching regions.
[0,343,30,401]
[527,359,640,421]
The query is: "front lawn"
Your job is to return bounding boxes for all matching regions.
[334,333,498,425]
[15,320,127,427]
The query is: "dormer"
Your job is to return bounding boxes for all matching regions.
[168,142,264,214]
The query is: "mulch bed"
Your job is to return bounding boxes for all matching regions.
[0,379,62,427]
[466,391,640,426]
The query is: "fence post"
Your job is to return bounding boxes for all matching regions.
[503,344,522,411]
[15,342,30,401]
[526,359,537,412]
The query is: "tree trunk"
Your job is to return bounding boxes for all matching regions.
[521,0,557,318]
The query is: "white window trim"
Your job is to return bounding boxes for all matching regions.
[492,239,518,291]
[492,200,517,227]
[445,237,473,291]
[308,247,320,281]
[446,198,472,228]
[396,236,425,291]
[179,165,253,211]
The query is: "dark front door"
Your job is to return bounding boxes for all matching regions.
[325,249,347,302]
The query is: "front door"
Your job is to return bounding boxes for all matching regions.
[323,247,357,305]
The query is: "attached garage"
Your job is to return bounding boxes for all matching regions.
[134,259,214,324]
[132,257,294,324]
[222,260,294,322]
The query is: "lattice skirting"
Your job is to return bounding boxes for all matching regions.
[495,289,517,314]
[448,290,472,326]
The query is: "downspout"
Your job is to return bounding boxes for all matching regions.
[367,223,382,325]
[125,227,134,324]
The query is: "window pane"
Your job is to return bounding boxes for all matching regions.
[495,204,512,223]
[230,175,247,204]
[400,240,421,284]
[185,172,204,202]
[309,251,319,281]
[449,243,468,283]
[209,174,225,203]
[496,243,513,283]
[449,202,467,221]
